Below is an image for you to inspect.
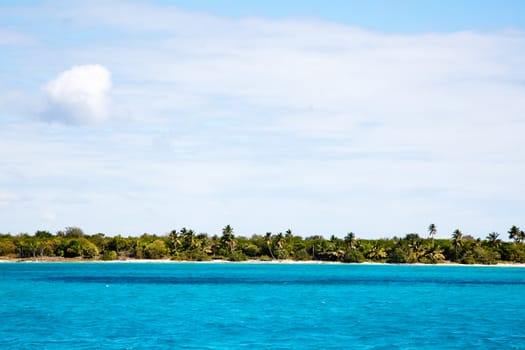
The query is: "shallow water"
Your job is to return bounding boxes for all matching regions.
[1,263,524,349]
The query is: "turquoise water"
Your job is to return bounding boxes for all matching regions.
[1,263,525,349]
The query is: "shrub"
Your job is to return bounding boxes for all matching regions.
[102,250,118,261]
[144,240,168,259]
[228,251,248,261]
[242,243,261,257]
[82,241,99,258]
[343,250,365,263]
[386,247,408,263]
[293,249,311,261]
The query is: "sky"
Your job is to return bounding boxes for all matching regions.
[1,0,524,239]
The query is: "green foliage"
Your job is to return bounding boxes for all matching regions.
[508,225,524,244]
[35,230,53,238]
[387,247,409,263]
[343,249,365,263]
[0,239,17,256]
[172,250,212,261]
[65,227,85,238]
[228,250,248,261]
[242,243,261,257]
[472,246,500,265]
[144,240,168,259]
[220,225,236,254]
[82,240,99,258]
[108,236,127,254]
[1,225,525,265]
[64,239,83,257]
[293,249,312,261]
[500,243,525,263]
[102,250,118,261]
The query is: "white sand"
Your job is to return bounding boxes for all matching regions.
[2,257,525,267]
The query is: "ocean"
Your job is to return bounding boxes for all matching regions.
[1,262,524,349]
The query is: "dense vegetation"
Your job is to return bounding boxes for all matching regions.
[1,225,525,264]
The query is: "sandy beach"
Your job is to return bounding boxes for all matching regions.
[1,257,524,267]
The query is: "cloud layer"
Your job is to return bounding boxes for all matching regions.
[0,1,524,237]
[44,64,112,124]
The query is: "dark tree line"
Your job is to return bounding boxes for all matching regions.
[1,224,525,264]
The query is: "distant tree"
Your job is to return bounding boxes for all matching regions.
[64,227,84,238]
[102,250,118,261]
[168,230,181,256]
[307,236,325,260]
[37,239,54,257]
[64,239,83,257]
[410,241,425,263]
[508,226,524,244]
[472,244,500,265]
[273,232,288,259]
[182,228,197,251]
[452,229,463,261]
[387,246,409,263]
[108,235,127,255]
[0,239,17,256]
[423,246,445,264]
[428,224,437,245]
[486,232,501,248]
[242,243,261,257]
[196,233,212,256]
[35,230,53,238]
[220,225,236,254]
[366,243,387,260]
[344,232,356,251]
[88,233,107,253]
[264,232,275,259]
[144,240,168,259]
[81,240,99,258]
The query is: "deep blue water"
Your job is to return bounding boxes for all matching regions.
[1,263,525,349]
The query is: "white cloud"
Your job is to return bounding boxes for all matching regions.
[44,64,112,124]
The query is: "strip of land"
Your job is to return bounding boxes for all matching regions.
[2,225,524,265]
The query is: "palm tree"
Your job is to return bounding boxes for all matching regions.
[195,233,212,255]
[273,232,287,259]
[264,232,275,259]
[182,228,196,251]
[508,225,523,244]
[452,229,463,261]
[428,224,437,246]
[308,236,323,260]
[168,229,182,256]
[425,246,445,264]
[408,238,425,263]
[486,232,501,248]
[220,225,236,254]
[344,232,356,252]
[274,233,284,250]
[366,243,387,260]
[284,229,294,253]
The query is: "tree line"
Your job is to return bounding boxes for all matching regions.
[1,224,525,264]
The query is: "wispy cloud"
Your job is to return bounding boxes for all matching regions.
[0,28,32,45]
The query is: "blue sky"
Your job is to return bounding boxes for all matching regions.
[159,0,525,32]
[1,0,524,238]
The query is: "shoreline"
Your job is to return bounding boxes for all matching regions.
[1,257,525,267]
